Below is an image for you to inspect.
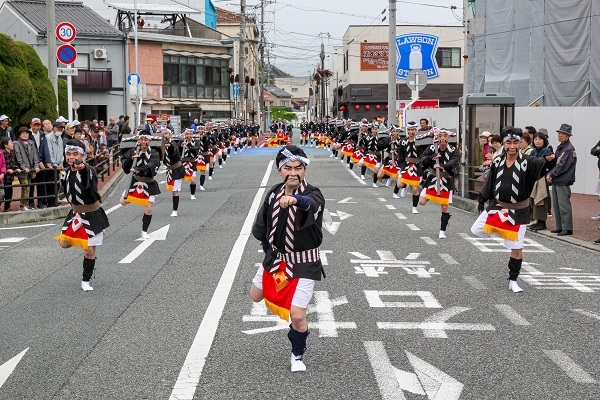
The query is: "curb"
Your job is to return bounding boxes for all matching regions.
[451,195,600,253]
[0,169,124,227]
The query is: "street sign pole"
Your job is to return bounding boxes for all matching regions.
[67,64,73,121]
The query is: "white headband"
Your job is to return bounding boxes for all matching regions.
[277,148,310,169]
[503,134,522,142]
[65,145,84,154]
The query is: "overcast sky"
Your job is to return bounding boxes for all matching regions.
[218,0,464,76]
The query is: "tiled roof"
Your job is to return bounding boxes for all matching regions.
[264,85,292,98]
[7,0,124,38]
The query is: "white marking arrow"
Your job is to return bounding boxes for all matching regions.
[0,348,28,389]
[338,197,357,203]
[330,210,353,220]
[365,341,463,400]
[119,224,170,264]
[323,209,340,235]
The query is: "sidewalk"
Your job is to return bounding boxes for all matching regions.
[0,165,123,226]
[452,192,600,252]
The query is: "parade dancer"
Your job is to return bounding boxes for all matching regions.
[120,129,161,239]
[198,125,215,184]
[471,127,554,293]
[349,123,368,171]
[299,116,309,146]
[180,128,199,197]
[162,128,186,217]
[250,145,325,373]
[375,125,402,188]
[55,139,110,291]
[394,121,422,214]
[358,124,379,180]
[419,128,459,238]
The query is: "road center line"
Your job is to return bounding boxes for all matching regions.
[420,237,437,245]
[0,223,55,230]
[169,161,272,400]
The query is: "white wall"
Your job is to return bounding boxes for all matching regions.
[406,107,459,131]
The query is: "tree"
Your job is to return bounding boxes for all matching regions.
[270,106,296,122]
[0,33,61,127]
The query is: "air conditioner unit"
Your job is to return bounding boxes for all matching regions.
[94,48,107,59]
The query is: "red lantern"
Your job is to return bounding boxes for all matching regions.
[365,104,370,110]
[340,105,346,111]
[385,104,389,110]
[375,104,381,110]
[355,104,360,110]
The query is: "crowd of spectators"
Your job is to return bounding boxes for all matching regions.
[0,114,129,212]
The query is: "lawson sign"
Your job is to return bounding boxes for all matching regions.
[395,32,440,80]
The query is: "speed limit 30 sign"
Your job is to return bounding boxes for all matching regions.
[56,21,77,43]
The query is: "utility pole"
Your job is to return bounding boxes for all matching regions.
[320,42,325,118]
[239,0,246,122]
[387,0,397,127]
[259,0,266,132]
[46,0,58,112]
[460,0,469,196]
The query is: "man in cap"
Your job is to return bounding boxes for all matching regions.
[119,128,161,239]
[29,118,52,209]
[546,123,577,236]
[250,145,324,373]
[0,115,14,141]
[471,126,556,293]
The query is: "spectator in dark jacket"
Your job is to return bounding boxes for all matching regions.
[29,118,52,208]
[13,127,40,211]
[529,133,554,231]
[546,124,577,236]
[1,137,20,211]
[0,115,14,141]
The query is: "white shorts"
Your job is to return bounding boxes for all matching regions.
[420,188,453,204]
[471,211,526,250]
[171,179,182,192]
[122,190,156,203]
[88,231,104,246]
[252,265,315,309]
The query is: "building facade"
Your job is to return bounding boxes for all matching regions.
[0,0,127,122]
[332,24,464,121]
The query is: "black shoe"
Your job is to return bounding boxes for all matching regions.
[530,222,547,231]
[557,230,573,236]
[550,229,562,233]
[593,238,600,244]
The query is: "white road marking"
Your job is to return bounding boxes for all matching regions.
[406,224,420,231]
[386,204,396,209]
[439,253,459,264]
[170,165,269,400]
[347,169,366,185]
[0,348,28,389]
[543,350,597,383]
[364,290,442,308]
[378,197,386,202]
[364,341,408,400]
[459,232,554,253]
[463,276,488,290]
[572,309,600,321]
[119,225,170,264]
[0,237,26,243]
[420,237,437,245]
[338,197,357,203]
[405,253,420,260]
[0,223,55,230]
[105,203,122,215]
[494,304,531,326]
[395,213,406,220]
[259,160,274,187]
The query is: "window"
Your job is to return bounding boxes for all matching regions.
[291,88,298,93]
[162,55,230,100]
[73,53,89,70]
[435,47,461,68]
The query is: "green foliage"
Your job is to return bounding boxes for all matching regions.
[58,79,68,117]
[0,33,59,127]
[270,106,295,122]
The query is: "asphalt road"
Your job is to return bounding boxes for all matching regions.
[0,141,598,400]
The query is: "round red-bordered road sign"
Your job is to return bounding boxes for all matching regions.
[56,21,77,43]
[57,44,77,65]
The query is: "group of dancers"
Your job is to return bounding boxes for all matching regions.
[55,121,251,291]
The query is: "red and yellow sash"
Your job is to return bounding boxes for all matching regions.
[382,164,398,179]
[400,164,421,186]
[341,144,354,157]
[262,261,299,322]
[55,213,89,250]
[350,149,364,164]
[126,182,150,206]
[483,209,520,241]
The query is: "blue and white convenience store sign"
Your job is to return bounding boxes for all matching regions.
[395,32,440,80]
